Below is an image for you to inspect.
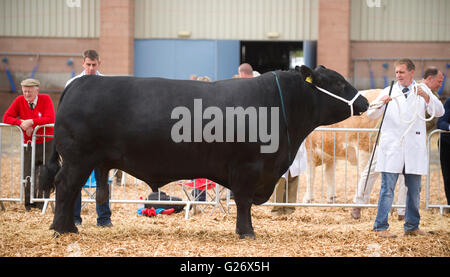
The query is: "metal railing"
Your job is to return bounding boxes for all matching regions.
[1,123,447,215]
[0,123,25,204]
[426,129,450,213]
[28,124,225,219]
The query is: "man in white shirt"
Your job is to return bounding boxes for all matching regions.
[368,59,444,238]
[238,63,260,78]
[65,50,103,87]
[351,67,444,221]
[271,141,307,215]
[67,50,112,228]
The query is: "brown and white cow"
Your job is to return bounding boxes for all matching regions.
[303,89,382,203]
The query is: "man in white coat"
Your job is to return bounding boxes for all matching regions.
[368,59,444,238]
[271,141,307,215]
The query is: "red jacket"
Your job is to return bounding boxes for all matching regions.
[3,94,55,144]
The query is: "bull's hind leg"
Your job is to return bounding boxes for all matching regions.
[51,162,92,235]
[94,167,110,205]
[325,162,337,203]
[303,165,316,203]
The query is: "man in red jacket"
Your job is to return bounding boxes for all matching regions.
[3,78,55,210]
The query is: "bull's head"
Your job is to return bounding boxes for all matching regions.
[298,65,369,122]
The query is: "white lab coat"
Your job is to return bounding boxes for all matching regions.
[282,141,307,179]
[367,81,444,175]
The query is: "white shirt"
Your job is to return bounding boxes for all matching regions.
[65,70,103,88]
[29,96,38,108]
[282,141,308,179]
[367,81,444,175]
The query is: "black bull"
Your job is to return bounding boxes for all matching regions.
[41,65,369,238]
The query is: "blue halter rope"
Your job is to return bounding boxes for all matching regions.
[272,71,292,164]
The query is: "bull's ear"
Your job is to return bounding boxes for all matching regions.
[299,65,318,84]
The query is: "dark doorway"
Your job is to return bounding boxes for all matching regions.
[240,41,303,74]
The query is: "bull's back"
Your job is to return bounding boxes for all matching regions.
[55,75,278,181]
[59,75,266,131]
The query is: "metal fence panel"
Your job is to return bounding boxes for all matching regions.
[225,127,445,212]
[427,129,450,213]
[29,124,225,219]
[2,124,445,215]
[0,123,25,204]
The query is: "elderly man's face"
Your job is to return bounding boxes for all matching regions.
[427,72,444,92]
[22,86,38,103]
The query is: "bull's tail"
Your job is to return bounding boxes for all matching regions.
[38,80,71,194]
[39,142,60,195]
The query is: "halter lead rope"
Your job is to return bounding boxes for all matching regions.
[313,86,364,117]
[271,71,364,164]
[272,72,292,164]
[368,83,437,143]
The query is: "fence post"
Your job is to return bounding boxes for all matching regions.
[30,124,54,206]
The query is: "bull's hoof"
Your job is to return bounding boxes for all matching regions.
[238,233,256,240]
[327,196,338,204]
[236,227,256,239]
[50,223,78,235]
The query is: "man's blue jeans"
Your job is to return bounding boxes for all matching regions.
[74,191,112,225]
[373,172,421,233]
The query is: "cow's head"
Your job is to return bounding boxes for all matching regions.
[298,65,369,122]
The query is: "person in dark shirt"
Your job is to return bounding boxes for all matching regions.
[437,97,450,211]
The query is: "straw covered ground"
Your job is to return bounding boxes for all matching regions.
[0,198,448,257]
[0,131,449,257]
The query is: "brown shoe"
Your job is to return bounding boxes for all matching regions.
[283,207,295,215]
[398,215,405,221]
[351,207,361,219]
[375,230,397,238]
[404,229,427,236]
[271,207,283,215]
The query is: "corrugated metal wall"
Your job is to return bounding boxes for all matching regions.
[2,0,449,42]
[134,0,318,41]
[351,0,450,41]
[0,0,99,37]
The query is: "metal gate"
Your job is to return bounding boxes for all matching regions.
[0,123,25,206]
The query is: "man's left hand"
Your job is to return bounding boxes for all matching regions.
[416,86,430,104]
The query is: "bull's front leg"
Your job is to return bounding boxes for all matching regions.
[234,195,255,239]
[229,162,261,239]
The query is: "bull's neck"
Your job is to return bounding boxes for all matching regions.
[296,81,322,131]
[280,75,319,150]
[307,85,350,127]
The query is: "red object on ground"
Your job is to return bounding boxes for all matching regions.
[161,208,175,215]
[182,178,216,191]
[142,207,156,217]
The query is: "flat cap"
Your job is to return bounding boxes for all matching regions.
[20,78,40,87]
